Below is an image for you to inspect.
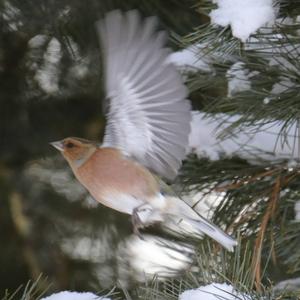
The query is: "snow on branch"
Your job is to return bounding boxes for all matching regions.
[179,283,251,300]
[41,291,110,300]
[210,0,276,42]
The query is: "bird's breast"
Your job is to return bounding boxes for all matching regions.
[74,148,159,214]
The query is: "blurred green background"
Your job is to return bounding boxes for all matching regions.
[0,0,202,294]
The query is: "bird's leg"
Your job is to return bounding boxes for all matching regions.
[132,203,156,239]
[132,205,144,239]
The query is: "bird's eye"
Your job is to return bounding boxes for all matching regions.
[66,142,75,149]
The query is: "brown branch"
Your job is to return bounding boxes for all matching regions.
[215,168,280,192]
[252,175,281,291]
[9,192,43,281]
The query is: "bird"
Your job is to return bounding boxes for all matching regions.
[51,10,237,251]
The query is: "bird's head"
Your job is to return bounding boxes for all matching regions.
[50,137,98,167]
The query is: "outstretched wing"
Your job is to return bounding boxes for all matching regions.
[96,10,191,180]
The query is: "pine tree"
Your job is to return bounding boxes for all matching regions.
[175,0,300,298]
[1,0,300,299]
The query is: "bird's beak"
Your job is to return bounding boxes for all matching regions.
[50,141,64,151]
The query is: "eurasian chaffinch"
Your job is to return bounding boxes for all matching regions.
[51,10,237,251]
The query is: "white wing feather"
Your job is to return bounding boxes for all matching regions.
[96,10,191,180]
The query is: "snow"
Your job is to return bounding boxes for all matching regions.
[179,283,251,300]
[3,1,22,31]
[274,277,300,291]
[262,77,299,107]
[226,62,253,97]
[34,37,62,94]
[269,77,295,95]
[28,34,48,48]
[70,58,90,79]
[61,236,109,263]
[41,291,110,300]
[40,284,252,300]
[189,111,300,162]
[168,43,234,73]
[210,0,276,42]
[26,162,88,204]
[168,44,211,72]
[182,188,224,219]
[59,231,194,286]
[117,234,194,283]
[246,34,300,77]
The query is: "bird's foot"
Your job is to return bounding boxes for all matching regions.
[132,207,145,240]
[132,204,163,239]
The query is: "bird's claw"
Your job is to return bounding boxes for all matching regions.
[132,208,145,240]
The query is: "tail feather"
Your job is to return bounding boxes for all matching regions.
[187,217,237,252]
[162,213,237,252]
[161,195,237,251]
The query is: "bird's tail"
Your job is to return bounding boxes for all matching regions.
[163,200,237,252]
[185,216,237,252]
